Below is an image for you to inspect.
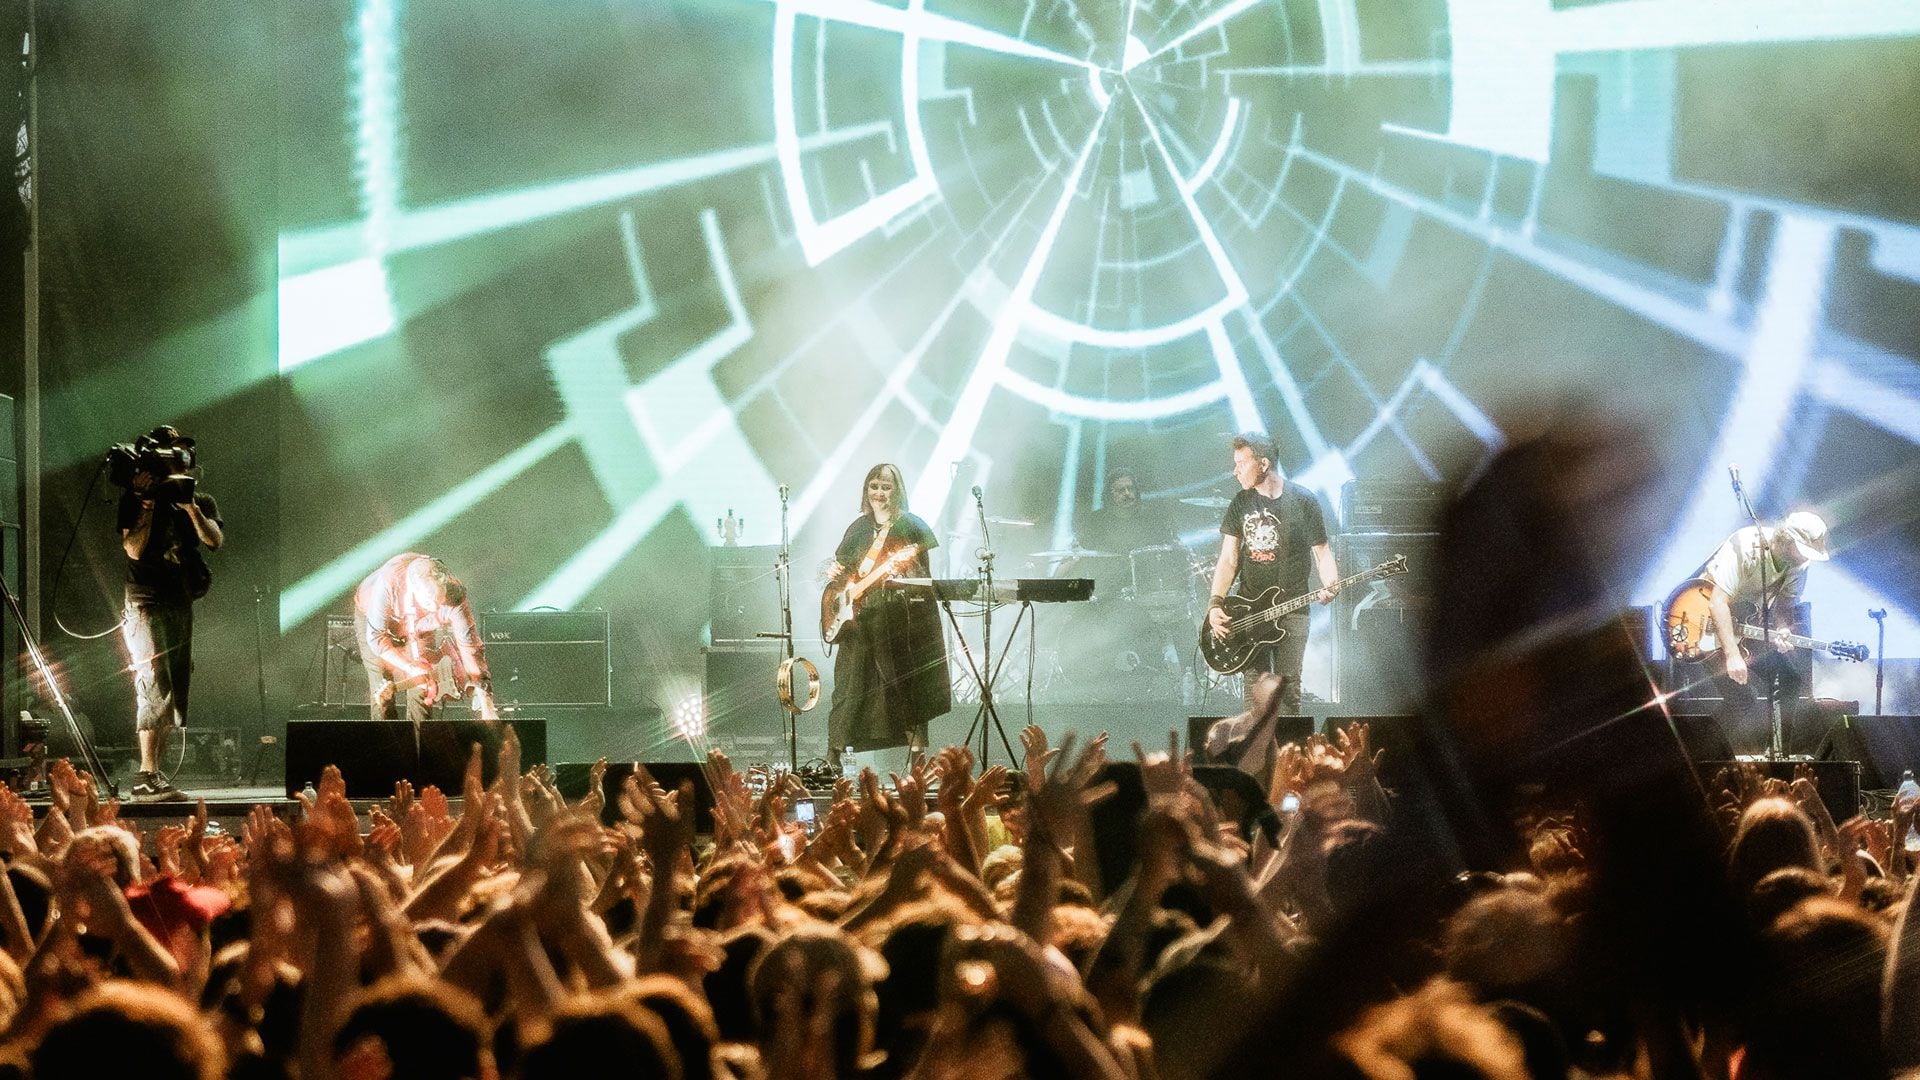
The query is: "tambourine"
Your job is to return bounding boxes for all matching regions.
[777,656,821,713]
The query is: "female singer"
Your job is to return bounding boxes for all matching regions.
[825,463,951,765]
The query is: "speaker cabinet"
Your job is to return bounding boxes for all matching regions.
[1189,714,1313,774]
[703,644,833,762]
[1333,532,1435,712]
[481,612,611,707]
[320,617,370,706]
[710,546,781,643]
[1701,758,1861,821]
[1816,715,1920,791]
[285,718,547,797]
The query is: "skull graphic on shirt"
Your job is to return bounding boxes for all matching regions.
[1243,510,1281,563]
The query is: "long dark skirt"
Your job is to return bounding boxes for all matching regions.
[827,592,951,754]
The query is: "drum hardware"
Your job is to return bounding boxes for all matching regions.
[1031,546,1123,560]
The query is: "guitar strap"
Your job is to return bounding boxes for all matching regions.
[855,520,894,577]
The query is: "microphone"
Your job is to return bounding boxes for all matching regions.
[971,485,984,503]
[777,483,789,502]
[1728,464,1742,493]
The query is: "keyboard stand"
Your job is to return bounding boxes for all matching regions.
[935,596,1032,768]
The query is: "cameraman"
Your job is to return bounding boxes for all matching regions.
[117,426,221,801]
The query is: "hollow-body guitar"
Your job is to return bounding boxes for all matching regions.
[1199,555,1409,674]
[1660,578,1867,665]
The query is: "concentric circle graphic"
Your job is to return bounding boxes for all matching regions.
[277,0,1920,713]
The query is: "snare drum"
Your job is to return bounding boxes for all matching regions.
[1129,545,1197,615]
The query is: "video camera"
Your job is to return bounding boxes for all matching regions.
[106,426,197,504]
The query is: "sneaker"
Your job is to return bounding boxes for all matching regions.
[131,771,187,803]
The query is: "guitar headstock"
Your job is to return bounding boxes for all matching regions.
[1830,641,1869,663]
[1379,554,1410,577]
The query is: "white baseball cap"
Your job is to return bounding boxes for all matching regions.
[1779,511,1831,562]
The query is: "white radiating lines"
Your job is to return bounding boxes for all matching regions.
[770,0,1102,266]
[913,107,1114,519]
[1640,216,1838,599]
[518,210,770,611]
[1143,0,1265,63]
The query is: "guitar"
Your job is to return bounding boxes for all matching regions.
[821,543,922,644]
[1200,555,1410,674]
[1661,578,1868,665]
[373,633,470,709]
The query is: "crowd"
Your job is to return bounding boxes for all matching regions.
[0,691,1910,1080]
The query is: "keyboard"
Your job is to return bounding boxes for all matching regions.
[886,578,1094,603]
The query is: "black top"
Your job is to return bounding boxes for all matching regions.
[834,512,938,574]
[118,490,221,604]
[1077,505,1179,556]
[1220,485,1326,598]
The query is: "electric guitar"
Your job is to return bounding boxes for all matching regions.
[821,543,922,644]
[371,620,482,710]
[1661,578,1868,665]
[1200,555,1410,674]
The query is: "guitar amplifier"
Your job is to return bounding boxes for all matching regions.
[320,616,371,706]
[711,546,781,643]
[1341,480,1447,533]
[481,611,612,707]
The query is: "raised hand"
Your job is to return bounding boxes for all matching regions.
[1333,721,1382,783]
[153,825,187,878]
[387,779,415,823]
[183,799,211,884]
[628,767,696,870]
[318,764,348,804]
[1029,733,1113,844]
[1020,725,1059,788]
[576,757,610,817]
[366,807,404,864]
[889,753,932,827]
[0,783,37,858]
[963,764,1011,817]
[1133,730,1191,800]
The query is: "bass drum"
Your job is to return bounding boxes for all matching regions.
[1127,544,1198,619]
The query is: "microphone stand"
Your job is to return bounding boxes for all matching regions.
[248,585,271,784]
[776,487,797,770]
[1730,472,1783,758]
[1870,608,1887,715]
[965,487,1018,766]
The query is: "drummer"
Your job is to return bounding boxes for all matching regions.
[1066,468,1182,598]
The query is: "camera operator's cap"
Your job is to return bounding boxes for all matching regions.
[1780,511,1831,562]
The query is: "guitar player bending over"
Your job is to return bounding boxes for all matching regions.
[824,464,951,768]
[1207,433,1341,711]
[1699,511,1831,747]
[355,552,498,724]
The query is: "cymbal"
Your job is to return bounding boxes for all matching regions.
[1180,495,1231,509]
[987,516,1034,527]
[1032,547,1122,559]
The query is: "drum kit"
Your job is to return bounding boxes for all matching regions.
[946,494,1239,704]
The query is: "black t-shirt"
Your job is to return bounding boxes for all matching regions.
[118,490,221,603]
[1220,485,1326,598]
[835,512,938,578]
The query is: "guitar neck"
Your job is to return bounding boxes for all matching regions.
[1258,565,1390,622]
[1736,624,1823,652]
[848,547,918,602]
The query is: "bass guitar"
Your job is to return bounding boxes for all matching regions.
[1200,555,1409,674]
[821,543,921,644]
[1661,578,1868,665]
